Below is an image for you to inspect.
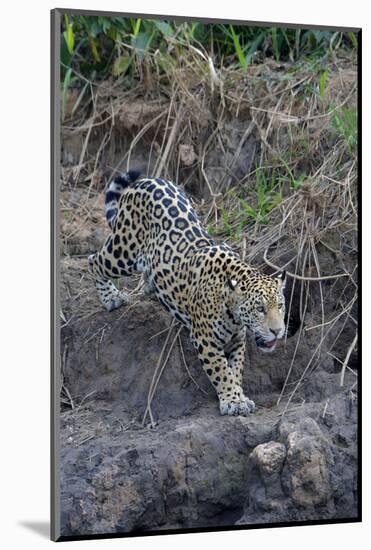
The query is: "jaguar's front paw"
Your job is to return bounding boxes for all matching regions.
[219,399,240,416]
[239,395,256,414]
[219,396,256,416]
[105,291,130,312]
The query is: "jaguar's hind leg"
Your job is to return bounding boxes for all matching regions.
[88,241,130,312]
[143,270,155,296]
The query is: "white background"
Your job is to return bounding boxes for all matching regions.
[0,0,368,547]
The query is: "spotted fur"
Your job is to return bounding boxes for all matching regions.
[89,172,286,416]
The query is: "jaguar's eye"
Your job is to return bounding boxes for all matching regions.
[257,306,265,314]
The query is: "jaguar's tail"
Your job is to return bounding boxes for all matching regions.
[105,170,141,228]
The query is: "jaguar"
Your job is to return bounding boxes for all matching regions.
[89,170,286,416]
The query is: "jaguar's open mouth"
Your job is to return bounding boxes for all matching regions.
[255,336,277,351]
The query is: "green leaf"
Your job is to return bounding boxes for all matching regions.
[295,29,301,59]
[60,34,72,69]
[106,27,117,41]
[88,33,101,62]
[319,68,328,99]
[245,32,264,64]
[89,20,100,37]
[271,28,279,61]
[112,54,132,76]
[348,31,358,49]
[132,31,153,59]
[101,18,112,33]
[229,25,248,70]
[63,14,75,54]
[133,18,141,36]
[153,20,174,37]
[190,22,199,39]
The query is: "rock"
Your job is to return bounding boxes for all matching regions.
[278,416,324,440]
[281,426,333,507]
[243,417,275,448]
[240,441,287,514]
[237,411,358,526]
[60,412,254,535]
[179,144,197,166]
[278,417,333,507]
[248,441,286,477]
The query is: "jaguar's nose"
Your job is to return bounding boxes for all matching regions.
[269,328,279,337]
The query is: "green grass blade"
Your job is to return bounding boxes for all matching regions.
[348,31,358,49]
[229,25,248,70]
[63,14,75,54]
[271,28,279,61]
[133,18,141,36]
[319,68,329,99]
[239,198,257,220]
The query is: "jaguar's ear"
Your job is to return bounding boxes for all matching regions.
[227,278,239,291]
[276,270,287,289]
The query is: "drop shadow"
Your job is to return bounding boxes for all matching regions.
[18,521,50,539]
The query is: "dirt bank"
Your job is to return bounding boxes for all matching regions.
[59,264,358,535]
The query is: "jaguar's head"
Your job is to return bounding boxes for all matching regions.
[228,270,286,353]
